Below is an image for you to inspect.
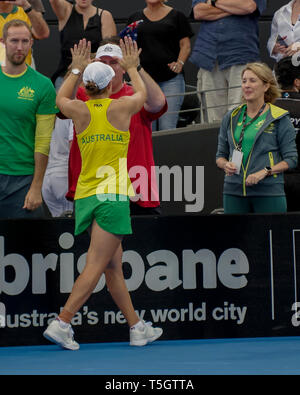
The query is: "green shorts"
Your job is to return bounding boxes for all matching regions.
[74,194,132,236]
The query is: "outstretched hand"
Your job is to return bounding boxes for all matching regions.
[118,36,141,71]
[70,39,91,73]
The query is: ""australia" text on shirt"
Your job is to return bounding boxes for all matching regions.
[81,133,124,144]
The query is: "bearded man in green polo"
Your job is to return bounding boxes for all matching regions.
[0,19,58,218]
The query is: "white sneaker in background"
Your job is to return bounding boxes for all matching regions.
[43,319,80,351]
[130,321,163,346]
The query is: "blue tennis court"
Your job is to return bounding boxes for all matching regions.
[1,336,300,375]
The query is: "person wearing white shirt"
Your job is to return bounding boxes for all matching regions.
[42,117,74,217]
[268,0,300,62]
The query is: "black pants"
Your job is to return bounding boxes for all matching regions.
[130,201,161,216]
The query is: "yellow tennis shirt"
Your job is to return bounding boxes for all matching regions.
[75,98,134,200]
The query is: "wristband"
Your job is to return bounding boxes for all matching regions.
[24,6,33,13]
[178,60,184,66]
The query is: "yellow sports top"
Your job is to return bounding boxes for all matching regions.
[75,98,134,200]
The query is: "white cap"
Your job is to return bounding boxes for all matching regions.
[83,62,115,90]
[96,43,123,60]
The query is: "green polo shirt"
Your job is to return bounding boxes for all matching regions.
[234,107,268,166]
[0,66,58,175]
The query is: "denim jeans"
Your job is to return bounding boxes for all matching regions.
[155,73,185,131]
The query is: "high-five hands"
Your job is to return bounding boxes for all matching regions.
[70,39,91,73]
[118,36,142,72]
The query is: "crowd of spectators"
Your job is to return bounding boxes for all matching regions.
[1,0,300,219]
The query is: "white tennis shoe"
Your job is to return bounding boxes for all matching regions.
[43,319,80,351]
[130,321,163,346]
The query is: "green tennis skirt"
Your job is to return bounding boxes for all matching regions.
[74,194,132,236]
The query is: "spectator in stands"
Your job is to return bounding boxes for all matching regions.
[216,62,297,214]
[267,0,300,63]
[275,56,300,93]
[127,0,193,131]
[49,0,116,89]
[190,0,266,124]
[0,20,58,219]
[0,0,49,67]
[274,56,300,211]
[66,37,168,215]
[43,37,163,350]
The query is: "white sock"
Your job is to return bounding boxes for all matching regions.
[130,320,145,331]
[56,317,70,329]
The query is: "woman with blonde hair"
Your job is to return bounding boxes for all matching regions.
[43,37,163,350]
[216,62,298,214]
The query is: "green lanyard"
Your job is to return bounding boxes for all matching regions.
[237,103,266,151]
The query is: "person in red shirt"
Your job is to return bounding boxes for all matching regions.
[66,37,167,214]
